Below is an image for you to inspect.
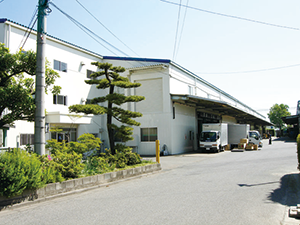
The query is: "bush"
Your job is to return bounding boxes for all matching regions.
[0,149,46,198]
[127,152,142,165]
[83,156,114,175]
[68,142,87,155]
[46,133,101,156]
[105,144,142,168]
[38,155,64,184]
[45,139,68,155]
[78,133,101,152]
[51,151,84,179]
[297,134,300,170]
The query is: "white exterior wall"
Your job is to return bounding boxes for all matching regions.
[1,19,267,154]
[171,103,196,154]
[125,66,173,155]
[1,21,104,148]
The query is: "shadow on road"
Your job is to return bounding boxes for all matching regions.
[238,181,279,187]
[272,137,296,143]
[267,173,300,206]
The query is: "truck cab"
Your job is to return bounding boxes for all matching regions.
[248,130,263,147]
[200,130,221,153]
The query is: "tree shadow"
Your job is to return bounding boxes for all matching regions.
[267,173,300,206]
[272,137,296,143]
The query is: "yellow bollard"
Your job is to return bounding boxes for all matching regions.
[156,140,160,163]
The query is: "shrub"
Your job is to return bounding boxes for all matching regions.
[68,142,87,155]
[78,133,101,152]
[0,149,46,198]
[105,144,142,168]
[127,152,142,165]
[38,155,64,184]
[83,156,114,175]
[51,151,84,179]
[297,134,300,170]
[45,139,68,155]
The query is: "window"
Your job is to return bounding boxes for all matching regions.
[20,134,34,145]
[87,69,95,79]
[51,128,76,142]
[141,128,157,142]
[53,95,68,105]
[54,60,67,72]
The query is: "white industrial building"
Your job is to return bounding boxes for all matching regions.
[0,18,271,155]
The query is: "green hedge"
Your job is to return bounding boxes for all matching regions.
[0,149,45,198]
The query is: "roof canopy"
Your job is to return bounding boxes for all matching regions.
[282,115,299,125]
[171,94,273,126]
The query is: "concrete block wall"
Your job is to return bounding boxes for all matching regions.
[0,163,161,210]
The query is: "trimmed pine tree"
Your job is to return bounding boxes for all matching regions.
[69,62,144,155]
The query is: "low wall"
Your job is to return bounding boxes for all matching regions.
[0,163,161,210]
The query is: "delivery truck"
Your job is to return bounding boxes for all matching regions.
[248,130,263,147]
[199,123,228,153]
[199,123,260,152]
[227,124,250,149]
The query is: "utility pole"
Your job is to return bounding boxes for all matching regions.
[35,0,49,155]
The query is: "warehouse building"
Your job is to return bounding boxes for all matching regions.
[0,19,271,155]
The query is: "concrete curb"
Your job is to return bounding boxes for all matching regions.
[0,163,161,211]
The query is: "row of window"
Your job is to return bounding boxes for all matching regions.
[53,60,95,79]
[52,95,96,106]
[19,128,158,145]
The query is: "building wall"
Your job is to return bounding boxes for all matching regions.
[171,103,196,154]
[128,67,173,155]
[1,21,104,148]
[1,20,267,154]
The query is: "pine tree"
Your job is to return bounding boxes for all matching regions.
[69,62,144,155]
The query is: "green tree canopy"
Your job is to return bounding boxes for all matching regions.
[0,43,61,128]
[69,62,145,154]
[268,103,291,129]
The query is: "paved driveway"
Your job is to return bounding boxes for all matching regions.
[0,137,299,225]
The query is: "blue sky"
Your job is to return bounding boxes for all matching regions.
[1,0,299,119]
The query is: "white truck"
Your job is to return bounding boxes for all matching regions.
[228,124,250,149]
[248,130,263,147]
[199,123,228,153]
[199,123,263,152]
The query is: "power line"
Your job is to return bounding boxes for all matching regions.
[49,2,129,56]
[196,63,300,75]
[174,0,189,60]
[172,0,182,61]
[160,0,300,31]
[75,0,139,56]
[18,7,38,50]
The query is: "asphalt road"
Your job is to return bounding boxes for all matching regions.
[0,138,299,225]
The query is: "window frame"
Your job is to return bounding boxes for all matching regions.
[141,127,158,142]
[53,95,68,106]
[86,69,95,79]
[20,133,34,146]
[54,60,68,73]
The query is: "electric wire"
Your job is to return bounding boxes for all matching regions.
[75,0,139,56]
[50,2,129,56]
[196,63,300,75]
[174,0,189,61]
[0,0,5,3]
[161,0,300,31]
[172,0,182,61]
[18,7,38,51]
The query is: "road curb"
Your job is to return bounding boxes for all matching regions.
[0,163,161,211]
